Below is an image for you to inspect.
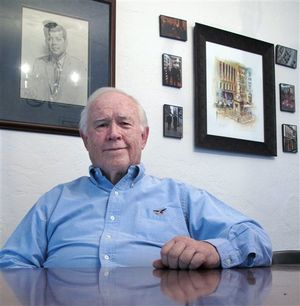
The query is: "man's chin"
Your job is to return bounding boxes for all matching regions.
[51,51,64,57]
[102,159,130,172]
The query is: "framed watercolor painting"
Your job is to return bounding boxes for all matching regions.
[194,23,276,156]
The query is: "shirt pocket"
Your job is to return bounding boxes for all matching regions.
[135,202,190,242]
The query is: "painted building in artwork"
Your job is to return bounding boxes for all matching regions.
[215,59,255,124]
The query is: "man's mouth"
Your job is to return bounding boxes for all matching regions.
[104,147,126,152]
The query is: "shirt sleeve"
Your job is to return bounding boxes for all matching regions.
[182,186,272,268]
[0,188,59,268]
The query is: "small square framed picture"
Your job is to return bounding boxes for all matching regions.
[280,83,295,112]
[282,124,297,153]
[163,104,183,139]
[275,45,297,68]
[159,15,187,41]
[162,53,182,88]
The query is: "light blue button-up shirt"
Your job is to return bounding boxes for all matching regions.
[0,164,272,268]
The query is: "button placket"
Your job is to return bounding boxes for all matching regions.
[99,188,121,267]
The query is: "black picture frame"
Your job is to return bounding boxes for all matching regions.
[194,23,277,156]
[159,15,187,42]
[0,0,116,136]
[279,83,295,112]
[163,104,183,139]
[282,124,297,153]
[275,45,297,69]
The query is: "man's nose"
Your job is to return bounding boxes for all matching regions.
[107,123,122,140]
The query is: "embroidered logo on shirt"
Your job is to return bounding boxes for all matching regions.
[153,208,167,215]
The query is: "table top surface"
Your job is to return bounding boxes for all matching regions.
[0,265,299,306]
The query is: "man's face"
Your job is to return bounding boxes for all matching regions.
[81,92,149,179]
[46,30,67,58]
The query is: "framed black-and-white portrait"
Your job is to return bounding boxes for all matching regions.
[0,0,115,136]
[162,53,182,88]
[163,104,183,139]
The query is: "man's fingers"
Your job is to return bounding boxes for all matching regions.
[178,247,196,269]
[163,240,186,269]
[152,259,166,269]
[188,252,206,270]
[156,237,220,270]
[160,239,175,267]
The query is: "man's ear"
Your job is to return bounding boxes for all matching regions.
[80,131,89,150]
[141,127,149,150]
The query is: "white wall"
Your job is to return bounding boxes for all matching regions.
[0,0,299,251]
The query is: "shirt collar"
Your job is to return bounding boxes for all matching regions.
[89,164,145,190]
[49,53,66,66]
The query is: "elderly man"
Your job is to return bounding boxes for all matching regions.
[24,21,87,105]
[0,87,272,269]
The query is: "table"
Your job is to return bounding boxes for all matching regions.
[0,265,299,305]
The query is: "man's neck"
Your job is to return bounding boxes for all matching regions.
[103,170,127,185]
[51,52,66,63]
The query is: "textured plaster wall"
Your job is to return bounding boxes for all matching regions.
[0,0,299,251]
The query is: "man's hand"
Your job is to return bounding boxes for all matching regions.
[153,236,220,270]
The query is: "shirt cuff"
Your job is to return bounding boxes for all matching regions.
[205,238,255,268]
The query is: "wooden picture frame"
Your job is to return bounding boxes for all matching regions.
[194,23,277,156]
[0,0,116,136]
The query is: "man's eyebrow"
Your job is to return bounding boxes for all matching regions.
[117,115,133,121]
[93,118,110,125]
[92,116,134,126]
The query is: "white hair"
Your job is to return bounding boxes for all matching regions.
[79,87,148,135]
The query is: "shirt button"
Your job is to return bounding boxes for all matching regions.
[110,215,115,221]
[226,258,232,265]
[106,234,112,239]
[114,191,119,196]
[104,254,110,260]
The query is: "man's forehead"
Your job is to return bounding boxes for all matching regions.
[92,92,137,110]
[89,94,137,117]
[48,30,64,37]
